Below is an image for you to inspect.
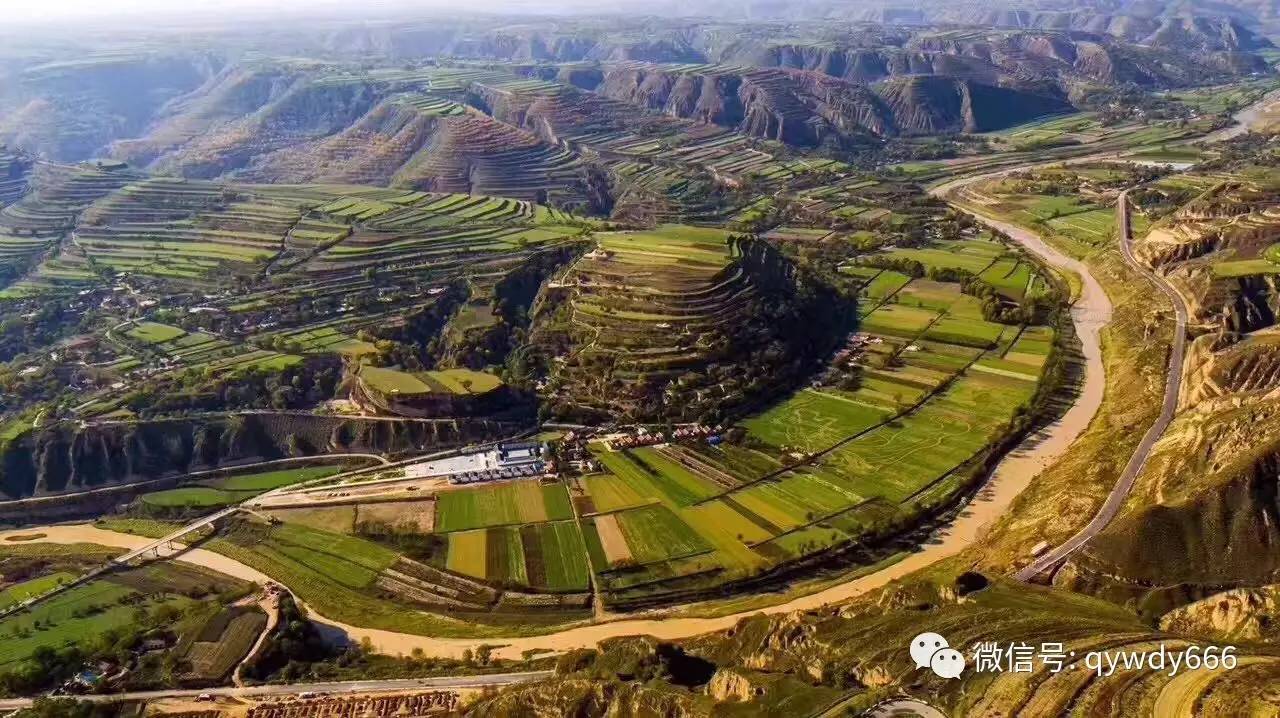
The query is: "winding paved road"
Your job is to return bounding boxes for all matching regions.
[1013,191,1188,581]
[16,99,1272,665]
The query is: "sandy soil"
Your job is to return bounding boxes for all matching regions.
[0,524,274,586]
[1152,657,1271,718]
[592,514,631,563]
[234,592,281,688]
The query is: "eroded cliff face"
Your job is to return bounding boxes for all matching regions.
[0,53,222,162]
[1135,183,1280,338]
[580,64,1067,143]
[592,66,894,144]
[469,580,1200,717]
[735,30,1264,90]
[0,414,517,500]
[467,678,707,718]
[1160,586,1280,641]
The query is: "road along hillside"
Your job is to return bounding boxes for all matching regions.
[0,189,1113,659]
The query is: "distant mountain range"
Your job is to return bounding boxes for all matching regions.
[0,16,1271,165]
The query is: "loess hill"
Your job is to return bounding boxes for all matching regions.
[532,225,847,423]
[3,10,1280,713]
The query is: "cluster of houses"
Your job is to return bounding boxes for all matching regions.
[447,462,547,485]
[559,432,600,473]
[606,424,719,450]
[832,332,881,364]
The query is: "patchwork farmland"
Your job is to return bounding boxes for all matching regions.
[568,225,1058,607]
[0,34,1098,661]
[0,138,1065,631]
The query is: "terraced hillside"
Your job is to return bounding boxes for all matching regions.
[535,225,846,423]
[73,177,303,283]
[244,93,589,205]
[0,149,30,206]
[0,166,591,473]
[0,160,144,296]
[107,60,323,168]
[579,62,1072,142]
[0,149,35,285]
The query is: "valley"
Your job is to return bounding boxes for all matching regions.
[3,2,1280,717]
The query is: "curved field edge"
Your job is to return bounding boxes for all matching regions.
[941,178,1175,575]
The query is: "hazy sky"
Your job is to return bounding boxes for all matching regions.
[5,0,610,25]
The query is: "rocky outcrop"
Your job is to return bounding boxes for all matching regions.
[0,413,519,500]
[1160,586,1280,640]
[879,75,1071,135]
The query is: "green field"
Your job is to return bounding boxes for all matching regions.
[0,582,141,667]
[594,225,733,268]
[205,518,582,637]
[361,366,505,396]
[434,481,574,533]
[214,466,341,491]
[593,449,720,508]
[741,389,889,452]
[614,505,711,564]
[526,522,591,590]
[126,321,186,344]
[140,466,342,509]
[178,607,267,682]
[0,562,242,671]
[0,572,76,610]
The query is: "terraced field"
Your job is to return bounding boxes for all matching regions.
[547,226,1057,606]
[0,162,143,296]
[242,91,589,205]
[0,164,593,424]
[539,224,836,422]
